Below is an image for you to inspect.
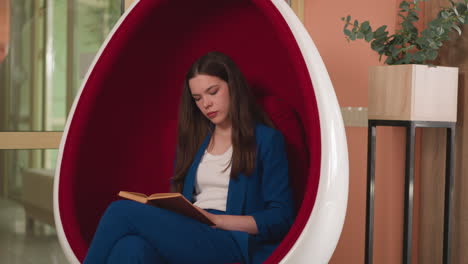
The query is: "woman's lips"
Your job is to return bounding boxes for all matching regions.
[207,111,218,118]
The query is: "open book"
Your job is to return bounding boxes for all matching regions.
[118,191,214,226]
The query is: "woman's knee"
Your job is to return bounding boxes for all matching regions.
[103,200,139,218]
[108,200,136,211]
[105,200,172,221]
[107,235,164,264]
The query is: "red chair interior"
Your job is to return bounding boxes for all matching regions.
[58,0,321,262]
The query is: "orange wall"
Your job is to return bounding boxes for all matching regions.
[303,1,417,263]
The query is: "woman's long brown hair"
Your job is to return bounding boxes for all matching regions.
[172,51,273,193]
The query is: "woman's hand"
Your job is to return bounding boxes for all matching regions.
[193,205,221,227]
[193,205,258,235]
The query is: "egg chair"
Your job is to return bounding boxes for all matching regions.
[53,0,349,263]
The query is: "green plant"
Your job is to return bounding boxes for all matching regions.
[342,0,468,65]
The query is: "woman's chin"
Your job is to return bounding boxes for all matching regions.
[210,120,221,125]
[208,117,229,127]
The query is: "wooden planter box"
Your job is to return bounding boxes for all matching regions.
[368,64,459,122]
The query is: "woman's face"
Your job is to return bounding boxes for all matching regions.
[189,74,231,127]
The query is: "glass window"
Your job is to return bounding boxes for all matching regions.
[0,0,121,132]
[0,1,123,262]
[72,0,122,98]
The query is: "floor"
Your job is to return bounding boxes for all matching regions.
[0,198,68,264]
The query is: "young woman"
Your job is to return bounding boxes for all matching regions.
[84,51,295,264]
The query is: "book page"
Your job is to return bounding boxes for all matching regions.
[148,193,180,199]
[127,192,148,198]
[118,191,148,204]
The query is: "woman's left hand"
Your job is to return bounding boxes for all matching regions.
[193,205,258,234]
[193,205,221,227]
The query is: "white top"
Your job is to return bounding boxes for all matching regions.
[193,146,232,211]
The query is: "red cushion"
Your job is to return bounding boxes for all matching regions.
[258,96,310,211]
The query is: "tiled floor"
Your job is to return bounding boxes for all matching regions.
[0,198,68,264]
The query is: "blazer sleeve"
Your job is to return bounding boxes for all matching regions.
[250,130,295,243]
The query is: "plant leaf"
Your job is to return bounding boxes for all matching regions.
[452,24,462,35]
[374,25,388,39]
[361,21,370,31]
[371,41,385,52]
[400,1,410,9]
[344,28,352,36]
[436,26,445,35]
[426,49,438,60]
[455,2,467,13]
[365,32,374,42]
[390,45,400,56]
[385,56,395,65]
[441,11,449,19]
[413,51,426,62]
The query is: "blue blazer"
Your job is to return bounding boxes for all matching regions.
[181,124,295,264]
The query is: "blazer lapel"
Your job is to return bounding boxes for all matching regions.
[226,172,247,215]
[182,132,212,201]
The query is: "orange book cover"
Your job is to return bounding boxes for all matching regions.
[118,191,214,226]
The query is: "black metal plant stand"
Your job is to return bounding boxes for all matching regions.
[365,119,456,264]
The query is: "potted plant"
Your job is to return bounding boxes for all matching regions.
[342,0,468,121]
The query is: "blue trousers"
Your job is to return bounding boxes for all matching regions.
[83,200,244,264]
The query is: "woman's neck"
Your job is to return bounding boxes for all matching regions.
[208,125,232,153]
[214,126,231,138]
[214,120,232,137]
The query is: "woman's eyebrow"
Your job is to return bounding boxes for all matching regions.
[192,85,219,96]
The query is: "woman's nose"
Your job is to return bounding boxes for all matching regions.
[203,98,212,108]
